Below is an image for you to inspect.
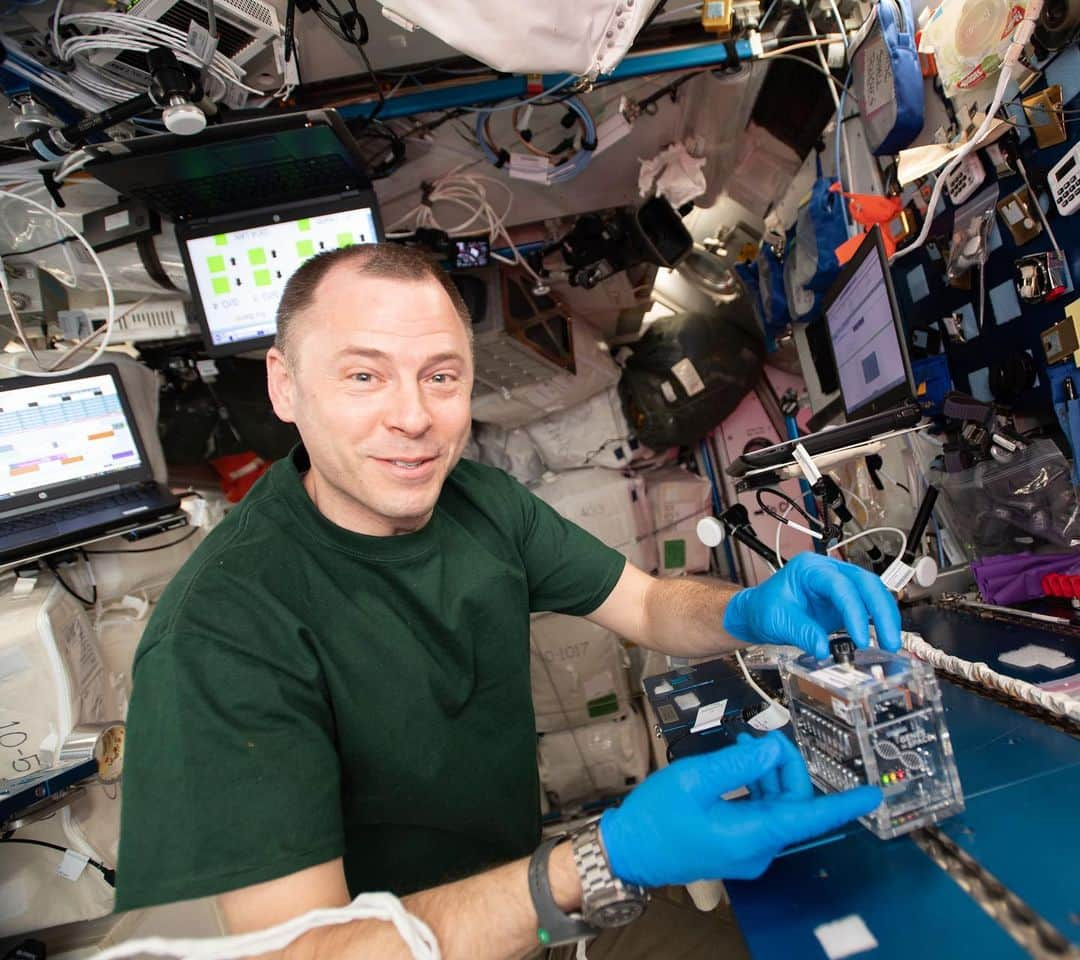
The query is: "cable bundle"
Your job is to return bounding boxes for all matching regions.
[474,96,597,185]
[55,10,277,106]
[386,170,545,284]
[901,630,1080,724]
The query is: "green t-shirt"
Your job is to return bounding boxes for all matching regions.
[115,448,625,911]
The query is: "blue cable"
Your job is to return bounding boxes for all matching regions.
[474,95,597,183]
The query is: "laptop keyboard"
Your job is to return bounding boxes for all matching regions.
[4,484,157,533]
[140,156,356,220]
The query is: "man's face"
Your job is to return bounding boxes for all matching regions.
[267,267,474,536]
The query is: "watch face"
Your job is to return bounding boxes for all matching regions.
[595,897,647,928]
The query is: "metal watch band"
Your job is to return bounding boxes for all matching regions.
[571,822,648,929]
[526,837,599,947]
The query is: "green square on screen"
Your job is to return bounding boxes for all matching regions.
[211,276,230,295]
[207,255,225,273]
[248,248,267,266]
[214,235,227,246]
[337,232,353,248]
[663,539,686,569]
[297,239,315,258]
[254,269,272,287]
[298,219,311,231]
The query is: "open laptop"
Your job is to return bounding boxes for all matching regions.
[85,109,384,357]
[726,227,922,479]
[0,364,181,568]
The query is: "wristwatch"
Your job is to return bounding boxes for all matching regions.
[570,822,649,929]
[527,823,649,947]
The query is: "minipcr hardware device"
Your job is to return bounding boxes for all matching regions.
[779,635,964,839]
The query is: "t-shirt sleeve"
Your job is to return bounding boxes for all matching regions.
[115,630,344,911]
[514,481,626,616]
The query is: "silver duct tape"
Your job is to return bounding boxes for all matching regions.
[58,722,125,783]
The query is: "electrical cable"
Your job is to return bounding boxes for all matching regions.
[734,648,789,723]
[475,95,596,184]
[2,235,78,257]
[0,837,115,886]
[0,188,115,376]
[755,487,824,539]
[758,0,782,29]
[44,552,97,607]
[827,526,907,558]
[82,525,199,555]
[762,53,858,99]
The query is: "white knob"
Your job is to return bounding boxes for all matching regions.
[913,555,938,588]
[163,101,206,136]
[696,516,725,548]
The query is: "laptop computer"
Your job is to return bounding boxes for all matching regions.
[85,109,384,358]
[0,364,181,568]
[726,227,922,479]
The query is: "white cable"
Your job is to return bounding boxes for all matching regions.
[0,189,115,376]
[901,630,1080,724]
[93,893,440,960]
[758,36,843,57]
[735,648,786,714]
[827,526,907,558]
[387,171,544,283]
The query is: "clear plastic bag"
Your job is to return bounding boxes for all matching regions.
[937,439,1080,558]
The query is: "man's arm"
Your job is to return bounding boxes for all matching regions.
[220,845,582,960]
[585,553,903,659]
[585,562,742,658]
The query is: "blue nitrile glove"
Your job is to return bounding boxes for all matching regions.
[723,552,901,658]
[599,731,881,887]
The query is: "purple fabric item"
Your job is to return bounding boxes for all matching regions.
[972,551,1080,603]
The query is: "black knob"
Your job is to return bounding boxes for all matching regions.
[829,633,855,665]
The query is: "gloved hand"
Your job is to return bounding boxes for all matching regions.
[600,731,881,887]
[723,552,901,658]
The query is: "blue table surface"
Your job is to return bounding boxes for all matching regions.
[643,609,1080,958]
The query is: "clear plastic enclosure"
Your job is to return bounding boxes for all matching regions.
[779,645,965,839]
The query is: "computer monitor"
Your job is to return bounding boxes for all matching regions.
[823,227,915,422]
[0,365,150,509]
[178,193,382,356]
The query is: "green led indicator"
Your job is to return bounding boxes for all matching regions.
[214,234,227,246]
[298,219,311,231]
[254,269,272,287]
[337,232,354,248]
[211,276,230,295]
[537,928,551,946]
[248,248,267,266]
[207,255,225,273]
[297,239,315,258]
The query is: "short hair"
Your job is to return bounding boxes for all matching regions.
[274,243,473,363]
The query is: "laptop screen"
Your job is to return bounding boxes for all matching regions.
[0,372,143,503]
[825,230,911,421]
[182,200,380,355]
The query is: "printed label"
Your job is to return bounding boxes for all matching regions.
[860,35,892,116]
[670,358,706,397]
[809,665,865,689]
[508,153,551,183]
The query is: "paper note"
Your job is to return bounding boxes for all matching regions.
[691,698,728,733]
[814,914,880,959]
[999,644,1075,671]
